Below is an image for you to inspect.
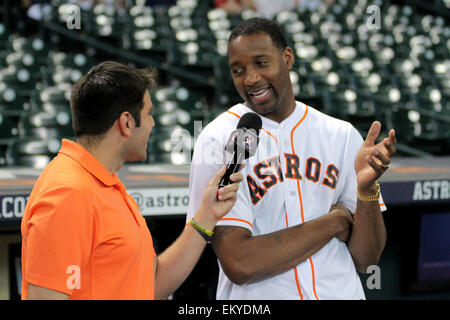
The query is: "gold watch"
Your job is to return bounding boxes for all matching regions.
[356,182,380,202]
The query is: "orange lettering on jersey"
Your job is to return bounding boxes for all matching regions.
[322,164,339,189]
[247,174,266,205]
[254,160,278,190]
[284,153,302,180]
[305,157,322,183]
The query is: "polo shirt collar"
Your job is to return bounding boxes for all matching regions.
[58,139,122,188]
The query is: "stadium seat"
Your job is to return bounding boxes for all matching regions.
[39,84,72,105]
[0,83,26,111]
[5,137,61,168]
[148,124,193,165]
[167,1,214,68]
[17,108,74,140]
[0,111,20,142]
[0,23,7,49]
[127,3,169,55]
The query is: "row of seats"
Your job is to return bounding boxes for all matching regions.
[0,35,76,167]
[0,30,213,167]
[1,0,449,168]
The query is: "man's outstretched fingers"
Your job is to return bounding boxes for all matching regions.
[364,121,381,147]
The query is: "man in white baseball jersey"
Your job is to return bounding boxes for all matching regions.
[186,18,397,300]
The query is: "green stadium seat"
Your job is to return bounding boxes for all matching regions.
[212,55,241,108]
[10,37,48,57]
[387,107,417,144]
[50,52,92,71]
[0,66,38,92]
[0,23,7,49]
[0,111,20,142]
[5,137,61,168]
[17,108,73,140]
[148,125,193,165]
[127,4,169,55]
[39,84,72,105]
[0,84,26,111]
[167,2,215,68]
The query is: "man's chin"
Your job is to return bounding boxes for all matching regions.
[244,101,276,117]
[126,153,147,163]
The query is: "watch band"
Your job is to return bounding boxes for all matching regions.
[356,182,380,202]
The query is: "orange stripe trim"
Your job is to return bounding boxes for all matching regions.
[309,259,319,300]
[290,105,308,224]
[261,128,278,143]
[284,211,289,227]
[294,268,304,300]
[220,217,253,228]
[380,202,385,207]
[285,211,303,300]
[290,105,319,300]
[226,110,241,119]
[226,110,278,143]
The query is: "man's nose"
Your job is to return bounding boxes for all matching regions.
[243,68,261,86]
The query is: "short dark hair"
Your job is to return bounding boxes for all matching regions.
[228,17,288,51]
[70,61,157,137]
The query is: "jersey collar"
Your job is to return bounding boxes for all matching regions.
[237,101,308,129]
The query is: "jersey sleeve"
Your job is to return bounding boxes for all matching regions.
[23,186,94,296]
[337,126,387,213]
[186,132,224,223]
[215,175,254,231]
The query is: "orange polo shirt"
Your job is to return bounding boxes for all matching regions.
[21,139,156,299]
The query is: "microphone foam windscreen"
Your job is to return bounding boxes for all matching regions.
[237,112,262,135]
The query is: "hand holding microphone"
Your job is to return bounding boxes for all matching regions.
[218,112,262,190]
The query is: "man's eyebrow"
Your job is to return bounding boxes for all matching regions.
[229,54,271,65]
[229,61,240,68]
[230,53,271,66]
[253,54,271,59]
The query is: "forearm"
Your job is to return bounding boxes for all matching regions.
[246,232,330,284]
[349,121,395,273]
[347,188,387,273]
[154,226,207,299]
[154,208,215,299]
[213,213,346,285]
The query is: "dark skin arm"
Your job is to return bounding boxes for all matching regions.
[211,204,353,285]
[348,122,396,272]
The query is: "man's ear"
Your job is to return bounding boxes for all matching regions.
[283,46,295,70]
[118,111,134,138]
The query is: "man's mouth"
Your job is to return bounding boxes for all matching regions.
[247,87,272,104]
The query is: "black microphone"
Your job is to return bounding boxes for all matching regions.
[218,112,262,190]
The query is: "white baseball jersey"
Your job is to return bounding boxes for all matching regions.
[186,101,386,300]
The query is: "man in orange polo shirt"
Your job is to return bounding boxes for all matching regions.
[21,61,243,300]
